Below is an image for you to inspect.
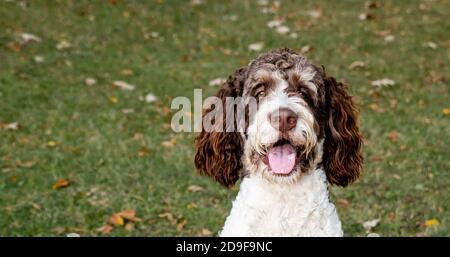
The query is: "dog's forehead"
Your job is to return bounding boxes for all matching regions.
[243,51,321,92]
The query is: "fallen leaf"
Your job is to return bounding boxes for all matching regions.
[371,78,395,87]
[56,39,72,50]
[52,179,70,190]
[159,212,177,225]
[201,228,213,236]
[387,131,400,142]
[248,42,264,52]
[392,174,401,180]
[109,214,125,226]
[116,210,142,222]
[208,77,226,87]
[348,61,365,70]
[21,33,41,43]
[358,13,375,20]
[424,218,439,227]
[120,69,134,76]
[177,219,187,231]
[6,42,22,52]
[267,19,283,28]
[423,41,438,49]
[300,45,312,54]
[186,202,198,209]
[113,81,135,91]
[275,25,290,34]
[0,122,20,130]
[337,198,350,208]
[16,160,36,168]
[109,96,118,104]
[138,146,150,157]
[143,93,158,103]
[308,7,322,19]
[363,218,380,231]
[442,108,450,116]
[47,140,57,147]
[368,103,385,113]
[161,138,177,148]
[31,203,41,210]
[85,78,97,86]
[34,56,45,63]
[188,185,204,192]
[96,225,113,234]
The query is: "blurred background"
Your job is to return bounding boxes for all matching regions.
[0,0,448,236]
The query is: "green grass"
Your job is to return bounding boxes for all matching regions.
[0,0,449,236]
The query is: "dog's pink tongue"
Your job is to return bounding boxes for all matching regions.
[267,144,296,174]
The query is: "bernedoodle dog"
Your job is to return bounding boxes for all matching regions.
[195,48,362,236]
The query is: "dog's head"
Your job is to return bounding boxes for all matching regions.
[195,48,362,187]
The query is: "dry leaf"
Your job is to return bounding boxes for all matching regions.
[186,202,198,209]
[275,25,290,34]
[388,131,400,142]
[201,228,213,236]
[162,138,177,148]
[109,96,118,104]
[116,210,142,222]
[368,103,385,113]
[392,174,401,180]
[337,198,350,208]
[47,140,57,147]
[208,77,226,87]
[371,78,395,87]
[32,203,41,210]
[56,39,71,50]
[363,218,380,231]
[425,218,439,227]
[188,185,204,192]
[300,45,312,54]
[143,93,158,103]
[16,160,36,168]
[109,214,125,226]
[442,108,450,116]
[6,42,22,52]
[120,69,134,76]
[85,78,97,86]
[52,179,70,190]
[0,122,20,130]
[177,219,187,231]
[159,212,177,225]
[21,33,41,43]
[423,41,438,49]
[96,225,113,234]
[113,81,135,91]
[248,42,264,52]
[138,146,150,157]
[348,61,365,70]
[267,19,283,28]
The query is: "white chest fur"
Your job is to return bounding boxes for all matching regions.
[220,168,343,237]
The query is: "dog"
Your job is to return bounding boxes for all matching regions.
[195,48,362,236]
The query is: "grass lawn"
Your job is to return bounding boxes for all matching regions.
[0,0,449,236]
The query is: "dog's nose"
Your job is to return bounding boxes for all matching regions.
[269,108,298,132]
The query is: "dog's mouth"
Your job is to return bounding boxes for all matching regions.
[262,139,302,176]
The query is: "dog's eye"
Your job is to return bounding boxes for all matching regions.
[254,83,266,99]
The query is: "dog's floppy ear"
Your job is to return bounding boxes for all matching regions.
[194,68,247,188]
[322,75,363,187]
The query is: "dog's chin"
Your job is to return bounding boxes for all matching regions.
[261,139,305,177]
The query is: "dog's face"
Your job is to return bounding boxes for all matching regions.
[195,48,362,187]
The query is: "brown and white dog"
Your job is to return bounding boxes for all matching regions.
[195,48,362,236]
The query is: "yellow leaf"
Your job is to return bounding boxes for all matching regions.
[109,214,125,226]
[52,179,70,190]
[161,138,177,148]
[121,69,134,76]
[186,202,198,209]
[425,218,439,227]
[109,96,118,104]
[442,108,450,116]
[47,141,57,147]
